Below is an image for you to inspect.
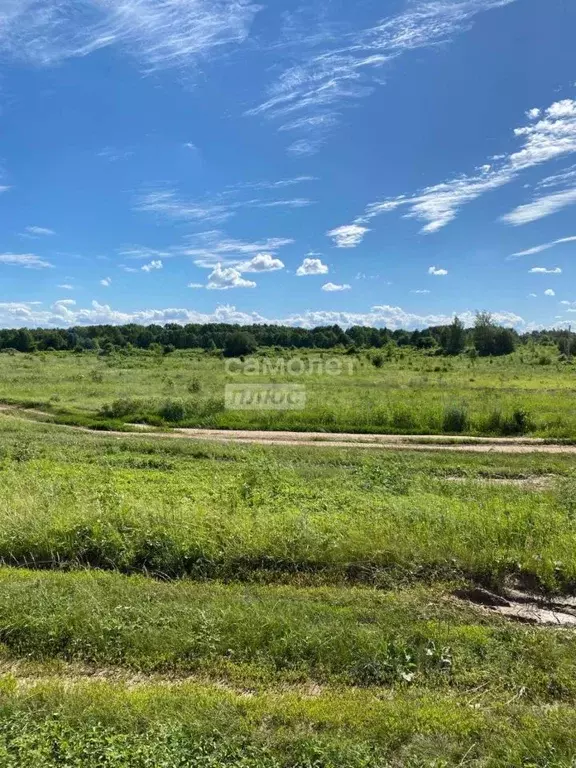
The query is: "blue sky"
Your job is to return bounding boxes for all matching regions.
[0,0,575,330]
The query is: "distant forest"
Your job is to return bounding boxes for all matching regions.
[0,313,573,358]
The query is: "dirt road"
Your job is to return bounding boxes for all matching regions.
[2,404,576,453]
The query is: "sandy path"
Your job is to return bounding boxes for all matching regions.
[2,404,576,453]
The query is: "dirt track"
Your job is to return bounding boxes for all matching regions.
[3,405,576,453]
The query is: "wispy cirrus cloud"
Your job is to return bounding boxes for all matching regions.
[501,186,576,226]
[0,253,53,269]
[21,225,56,238]
[0,0,259,71]
[248,0,516,153]
[136,187,314,225]
[179,230,295,269]
[358,98,576,233]
[529,267,562,274]
[509,235,576,258]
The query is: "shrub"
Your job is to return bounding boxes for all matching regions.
[372,354,384,368]
[442,406,469,434]
[187,377,202,394]
[157,399,187,423]
[99,398,144,419]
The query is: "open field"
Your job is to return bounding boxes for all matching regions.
[0,413,576,764]
[2,347,576,437]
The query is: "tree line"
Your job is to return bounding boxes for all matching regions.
[0,314,572,357]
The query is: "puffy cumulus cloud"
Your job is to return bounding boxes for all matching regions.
[0,253,53,269]
[544,289,556,297]
[236,253,285,273]
[141,260,163,272]
[206,264,256,290]
[322,282,351,292]
[296,258,329,276]
[0,300,529,332]
[327,224,369,248]
[283,307,526,331]
[428,266,448,276]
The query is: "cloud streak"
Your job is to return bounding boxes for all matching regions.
[501,186,576,226]
[0,0,259,71]
[249,0,516,151]
[359,99,576,233]
[509,235,576,258]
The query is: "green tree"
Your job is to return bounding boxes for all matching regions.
[223,331,258,358]
[443,316,466,355]
[13,329,35,353]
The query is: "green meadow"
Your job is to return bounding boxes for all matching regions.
[0,409,575,765]
[1,346,576,436]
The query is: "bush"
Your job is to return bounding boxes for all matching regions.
[157,399,187,423]
[372,354,384,368]
[442,406,469,434]
[187,377,202,394]
[99,398,144,419]
[482,408,532,436]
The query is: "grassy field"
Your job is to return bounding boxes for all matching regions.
[2,346,576,436]
[0,412,575,765]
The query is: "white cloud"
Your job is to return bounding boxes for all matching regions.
[296,258,329,276]
[0,0,259,71]
[234,176,317,191]
[98,146,133,162]
[501,187,576,226]
[322,282,351,292]
[0,301,529,332]
[180,231,295,269]
[23,225,55,237]
[411,289,431,294]
[327,224,369,248]
[360,98,576,233]
[528,293,537,298]
[118,246,173,261]
[535,164,576,191]
[529,267,562,274]
[137,188,314,224]
[256,198,314,209]
[206,264,256,290]
[236,253,285,273]
[100,277,112,287]
[0,253,53,269]
[509,235,576,258]
[544,289,556,296]
[136,189,236,224]
[57,284,74,290]
[249,0,515,151]
[141,260,163,272]
[287,139,323,157]
[187,283,204,289]
[428,266,448,276]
